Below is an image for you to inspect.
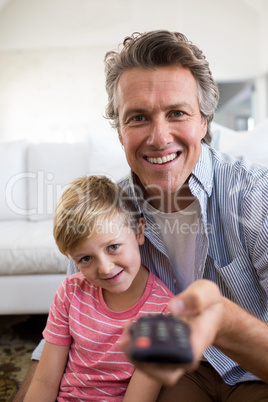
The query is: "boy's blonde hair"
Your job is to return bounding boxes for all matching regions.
[53,175,140,256]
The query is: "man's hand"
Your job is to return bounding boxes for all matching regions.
[169,279,223,362]
[120,279,224,386]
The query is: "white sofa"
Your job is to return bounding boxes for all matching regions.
[211,118,268,168]
[1,119,267,315]
[0,134,130,314]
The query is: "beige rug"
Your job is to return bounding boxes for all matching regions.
[0,315,47,402]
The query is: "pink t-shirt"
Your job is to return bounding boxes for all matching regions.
[43,268,174,401]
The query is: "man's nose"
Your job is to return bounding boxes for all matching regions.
[146,118,173,149]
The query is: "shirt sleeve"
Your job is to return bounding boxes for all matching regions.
[31,338,46,360]
[243,170,268,293]
[43,279,72,346]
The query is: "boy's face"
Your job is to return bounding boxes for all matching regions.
[69,215,145,300]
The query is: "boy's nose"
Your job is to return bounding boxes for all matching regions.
[97,257,114,276]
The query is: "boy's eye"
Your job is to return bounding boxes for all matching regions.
[80,256,92,263]
[108,244,119,252]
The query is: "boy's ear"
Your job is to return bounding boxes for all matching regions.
[137,217,145,246]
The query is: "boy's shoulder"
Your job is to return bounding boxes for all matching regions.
[138,267,174,315]
[146,267,174,298]
[60,272,100,307]
[65,271,84,283]
[63,272,95,293]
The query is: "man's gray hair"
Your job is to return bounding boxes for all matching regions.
[104,30,219,144]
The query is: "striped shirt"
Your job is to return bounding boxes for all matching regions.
[43,268,173,401]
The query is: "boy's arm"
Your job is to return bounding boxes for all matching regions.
[24,341,69,402]
[123,368,162,402]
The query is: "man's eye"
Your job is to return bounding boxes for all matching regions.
[171,111,184,117]
[80,256,92,263]
[132,115,145,122]
[108,244,119,252]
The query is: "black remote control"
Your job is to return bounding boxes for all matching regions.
[129,314,193,364]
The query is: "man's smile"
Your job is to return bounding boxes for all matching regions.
[146,152,180,165]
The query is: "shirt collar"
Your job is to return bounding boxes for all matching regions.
[190,143,213,197]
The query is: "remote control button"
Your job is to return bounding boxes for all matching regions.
[130,314,193,364]
[135,337,152,348]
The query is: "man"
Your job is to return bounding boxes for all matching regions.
[103,30,268,400]
[14,30,268,401]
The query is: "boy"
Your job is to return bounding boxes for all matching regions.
[24,175,174,401]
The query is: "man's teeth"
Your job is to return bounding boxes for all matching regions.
[147,153,177,165]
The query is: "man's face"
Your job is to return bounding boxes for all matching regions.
[117,66,207,210]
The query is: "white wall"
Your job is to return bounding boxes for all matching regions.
[259,0,268,73]
[0,47,110,142]
[0,0,267,142]
[0,0,262,78]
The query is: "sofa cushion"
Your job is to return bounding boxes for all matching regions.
[0,274,67,314]
[213,119,268,167]
[27,142,90,221]
[0,220,69,275]
[0,140,28,221]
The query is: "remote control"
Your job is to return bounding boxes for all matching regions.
[129,314,193,364]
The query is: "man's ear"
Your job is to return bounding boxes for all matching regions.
[137,217,145,246]
[201,119,207,140]
[118,131,123,146]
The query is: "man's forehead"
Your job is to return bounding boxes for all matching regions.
[116,66,199,112]
[119,65,194,83]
